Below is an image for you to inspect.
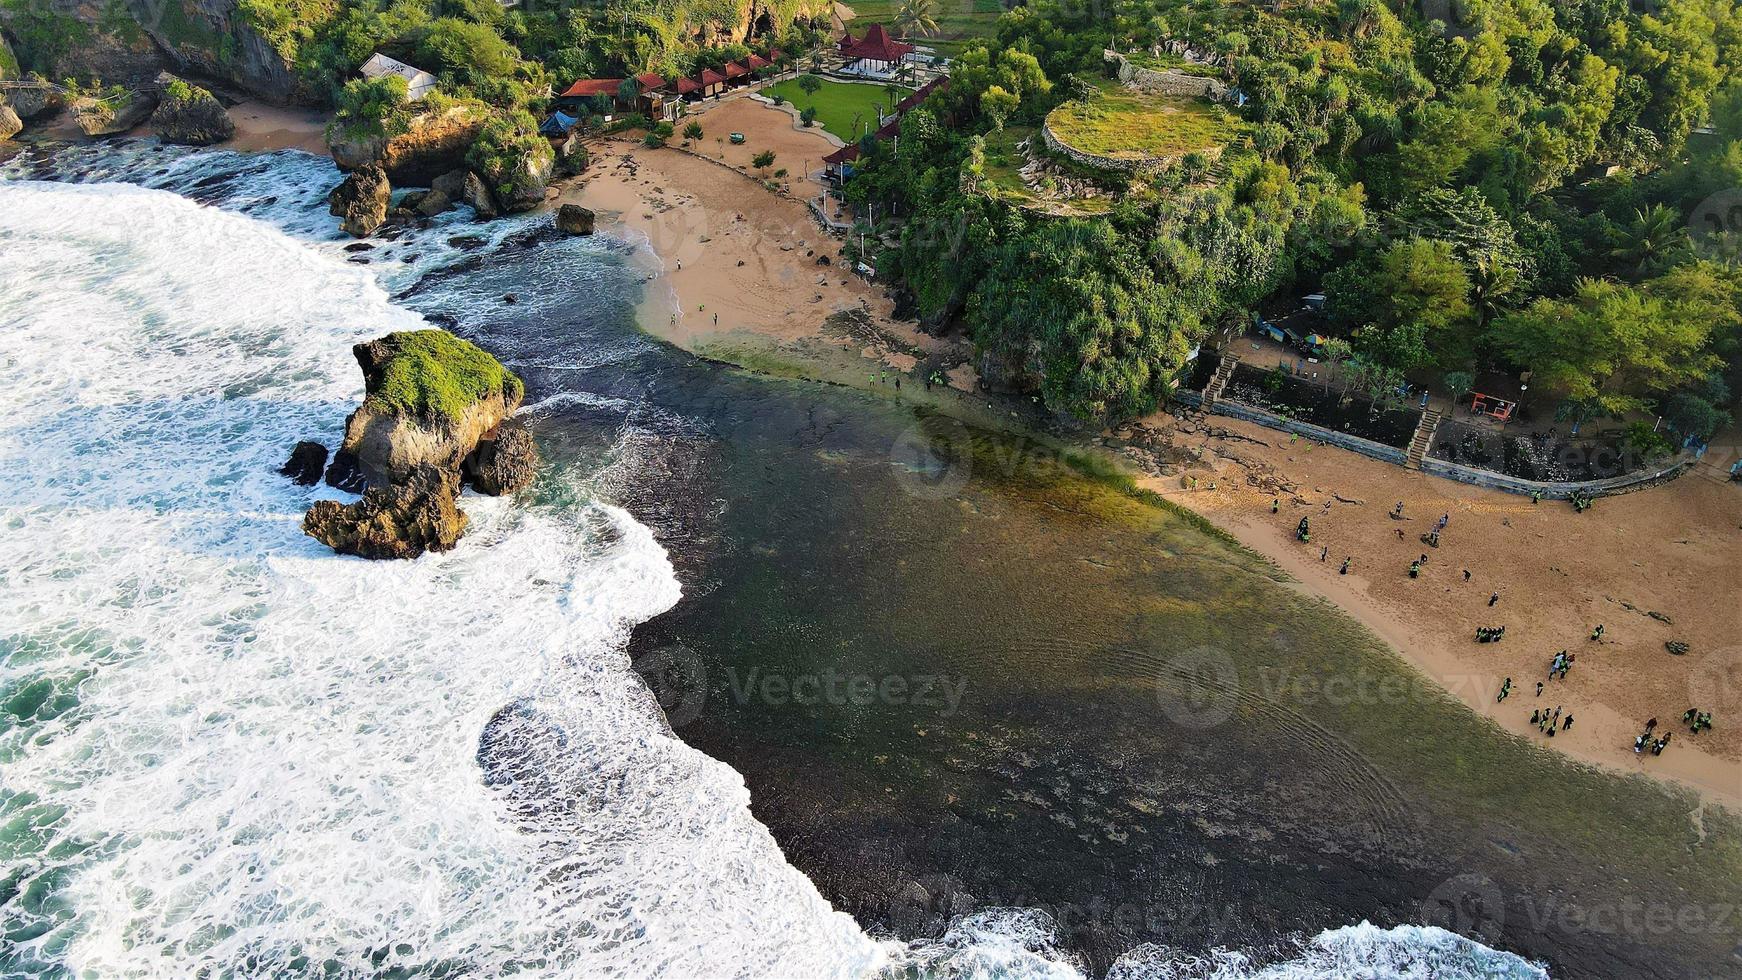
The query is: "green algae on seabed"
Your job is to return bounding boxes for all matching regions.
[364,329,524,423]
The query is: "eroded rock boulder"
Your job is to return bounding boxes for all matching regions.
[3,83,64,121]
[149,74,234,146]
[328,329,524,489]
[329,103,487,185]
[461,171,499,219]
[463,421,539,495]
[71,88,156,137]
[303,463,468,559]
[280,440,329,486]
[0,105,19,142]
[328,164,391,238]
[555,203,595,236]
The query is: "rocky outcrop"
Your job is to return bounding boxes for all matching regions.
[329,103,488,185]
[327,330,526,489]
[0,1,305,104]
[0,105,19,142]
[72,89,157,137]
[2,81,63,120]
[303,463,468,560]
[304,330,533,559]
[280,440,329,486]
[0,31,17,79]
[556,204,595,236]
[149,73,233,145]
[461,171,500,219]
[462,421,538,495]
[480,146,553,214]
[328,164,391,238]
[555,131,588,176]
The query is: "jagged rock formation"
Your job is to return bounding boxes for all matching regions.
[280,440,329,486]
[2,81,63,120]
[328,164,391,238]
[149,73,234,144]
[71,89,157,136]
[303,330,535,559]
[556,204,595,235]
[461,171,500,219]
[329,103,488,185]
[303,463,468,560]
[0,105,19,141]
[462,421,538,495]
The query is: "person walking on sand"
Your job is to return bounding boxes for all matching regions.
[1532,709,1541,725]
[1635,733,1648,753]
[1489,591,1500,607]
[1590,624,1604,641]
[1463,569,1471,582]
[1320,546,1329,562]
[1392,501,1405,519]
[1339,557,1351,575]
[1645,717,1657,733]
[1535,681,1544,697]
[1409,559,1421,579]
[1272,498,1280,514]
[1497,678,1512,702]
[1562,714,1572,730]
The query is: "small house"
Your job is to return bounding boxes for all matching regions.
[360,53,438,101]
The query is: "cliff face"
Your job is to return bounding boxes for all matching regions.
[329,103,489,185]
[0,0,304,103]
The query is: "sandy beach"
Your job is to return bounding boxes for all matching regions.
[562,99,1741,811]
[221,100,329,154]
[563,97,954,380]
[1124,411,1742,808]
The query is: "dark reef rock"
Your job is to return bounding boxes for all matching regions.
[556,203,595,236]
[303,464,468,560]
[149,74,234,145]
[463,421,539,496]
[328,164,390,238]
[280,440,328,486]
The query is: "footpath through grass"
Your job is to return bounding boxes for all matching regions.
[763,75,912,143]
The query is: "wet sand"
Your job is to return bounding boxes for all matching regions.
[1125,410,1742,809]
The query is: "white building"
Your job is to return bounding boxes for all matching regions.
[360,53,438,101]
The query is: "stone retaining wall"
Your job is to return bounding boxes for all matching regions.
[1040,118,1153,174]
[1104,50,1230,101]
[1178,387,1692,498]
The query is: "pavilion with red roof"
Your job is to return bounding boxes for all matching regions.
[837,25,915,71]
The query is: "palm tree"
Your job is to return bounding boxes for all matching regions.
[1612,204,1689,278]
[894,0,941,38]
[1468,251,1518,331]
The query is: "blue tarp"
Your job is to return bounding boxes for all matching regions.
[540,111,578,136]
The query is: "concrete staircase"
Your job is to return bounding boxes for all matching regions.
[1201,354,1239,407]
[1405,409,1442,469]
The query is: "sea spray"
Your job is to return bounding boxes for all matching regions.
[0,181,877,977]
[0,151,1552,979]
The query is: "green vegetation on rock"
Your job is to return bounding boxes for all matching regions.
[365,330,524,423]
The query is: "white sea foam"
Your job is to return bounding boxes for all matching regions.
[0,171,1549,980]
[0,181,877,977]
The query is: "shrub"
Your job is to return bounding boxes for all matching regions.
[643,131,665,147]
[467,109,554,202]
[652,120,674,138]
[1621,421,1675,459]
[682,121,703,140]
[366,329,524,422]
[330,73,409,138]
[800,105,816,127]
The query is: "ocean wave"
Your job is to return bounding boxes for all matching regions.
[0,159,1549,979]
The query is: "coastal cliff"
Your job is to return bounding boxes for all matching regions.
[0,0,300,102]
[301,329,538,559]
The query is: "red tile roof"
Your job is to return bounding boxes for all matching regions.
[676,76,703,94]
[560,78,625,98]
[699,68,726,86]
[768,48,786,61]
[723,61,750,78]
[635,71,665,93]
[746,54,771,70]
[840,24,914,62]
[823,144,859,165]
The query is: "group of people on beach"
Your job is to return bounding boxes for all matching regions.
[1530,704,1572,736]
[1635,717,1674,756]
[1475,625,1507,642]
[1549,649,1575,679]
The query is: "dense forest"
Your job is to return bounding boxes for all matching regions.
[848,0,1742,436]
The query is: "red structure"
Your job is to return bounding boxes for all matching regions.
[837,24,915,68]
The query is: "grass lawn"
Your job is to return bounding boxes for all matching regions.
[1045,80,1240,161]
[763,76,913,142]
[844,0,1002,54]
